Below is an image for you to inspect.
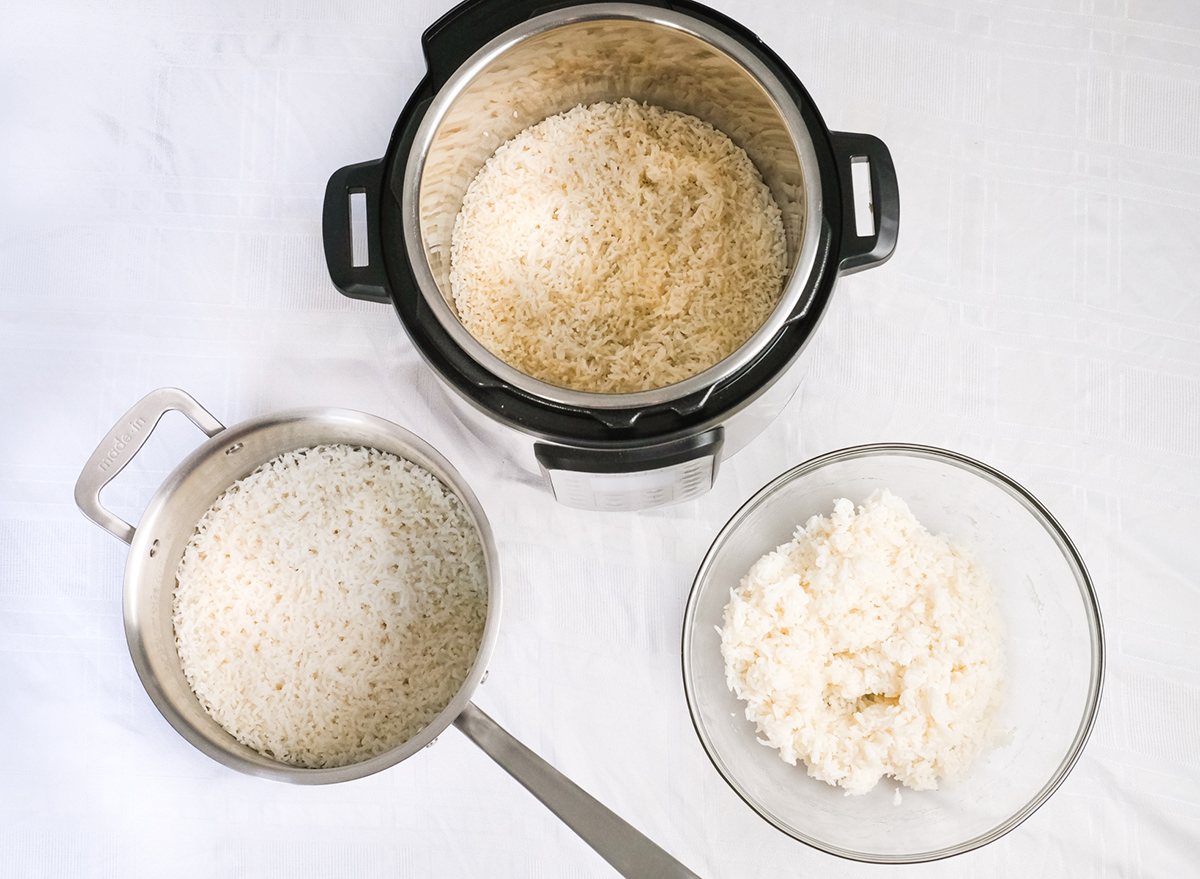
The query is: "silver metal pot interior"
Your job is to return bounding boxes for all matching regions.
[404,3,824,409]
[118,403,501,784]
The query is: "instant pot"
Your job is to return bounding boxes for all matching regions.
[323,0,899,511]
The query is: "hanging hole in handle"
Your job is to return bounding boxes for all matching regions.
[349,190,368,267]
[850,156,875,237]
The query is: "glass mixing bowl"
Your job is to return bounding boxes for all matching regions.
[682,444,1105,862]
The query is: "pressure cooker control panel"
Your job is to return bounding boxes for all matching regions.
[534,428,724,512]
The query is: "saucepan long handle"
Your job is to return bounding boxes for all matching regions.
[453,703,704,879]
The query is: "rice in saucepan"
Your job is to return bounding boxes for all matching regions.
[172,444,487,769]
[720,489,1005,795]
[450,98,787,394]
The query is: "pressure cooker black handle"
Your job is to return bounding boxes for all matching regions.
[322,158,391,304]
[830,131,900,275]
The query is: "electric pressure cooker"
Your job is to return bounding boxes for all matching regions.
[323,0,899,511]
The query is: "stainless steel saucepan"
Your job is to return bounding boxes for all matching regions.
[75,387,701,879]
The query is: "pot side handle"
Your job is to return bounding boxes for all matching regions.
[830,131,900,275]
[322,158,391,304]
[453,702,705,879]
[74,388,225,545]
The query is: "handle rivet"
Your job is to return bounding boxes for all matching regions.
[149,539,159,558]
[225,443,243,455]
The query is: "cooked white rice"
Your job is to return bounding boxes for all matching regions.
[172,444,487,769]
[450,98,787,393]
[720,489,1005,795]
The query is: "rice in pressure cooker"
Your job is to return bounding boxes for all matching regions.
[450,98,787,393]
[720,489,1005,795]
[173,444,487,769]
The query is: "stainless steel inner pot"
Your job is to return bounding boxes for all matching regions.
[402,2,824,409]
[75,388,703,878]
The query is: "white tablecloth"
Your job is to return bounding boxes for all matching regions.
[3,0,1198,876]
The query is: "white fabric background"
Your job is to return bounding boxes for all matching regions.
[2,0,1198,876]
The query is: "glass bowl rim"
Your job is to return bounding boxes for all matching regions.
[681,442,1106,863]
